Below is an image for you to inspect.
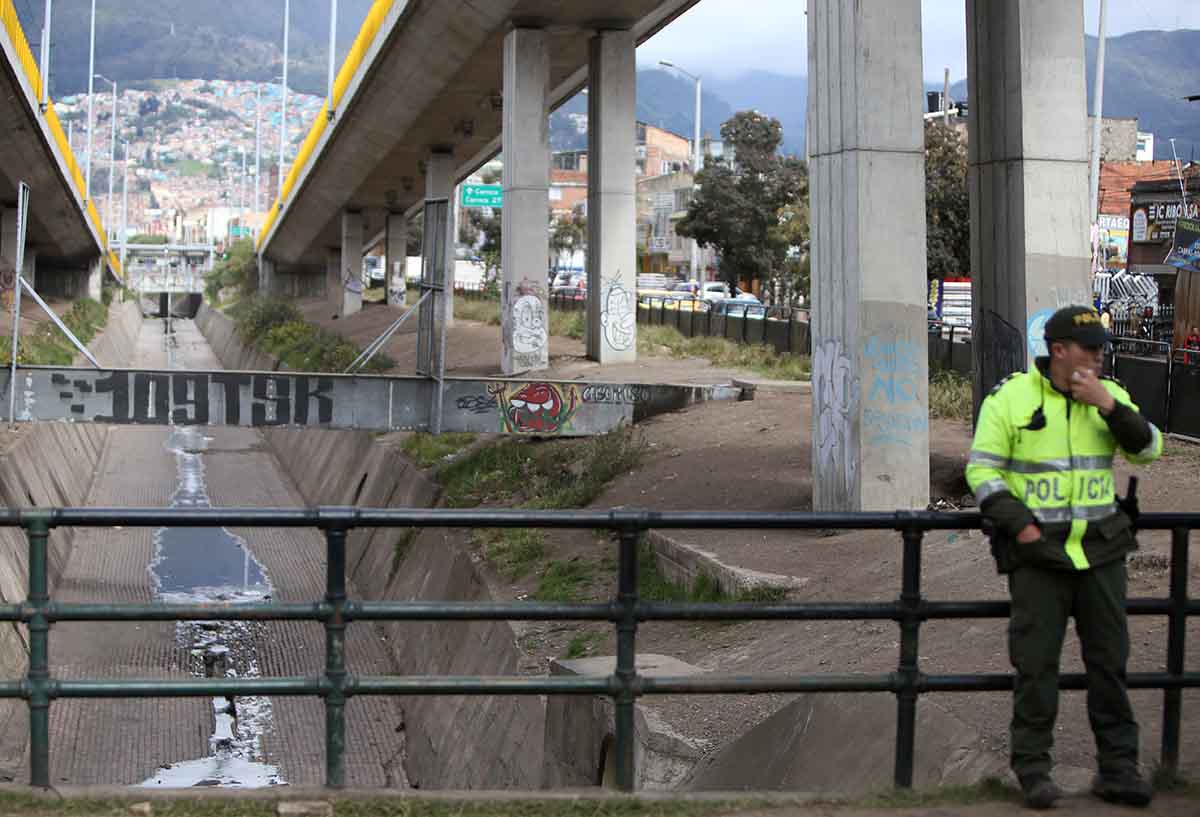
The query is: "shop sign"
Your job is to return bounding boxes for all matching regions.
[1167,217,1200,274]
[1131,200,1200,244]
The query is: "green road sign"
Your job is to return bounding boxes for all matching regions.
[461,184,503,208]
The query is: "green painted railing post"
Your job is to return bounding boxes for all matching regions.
[613,525,640,792]
[25,514,51,788]
[323,526,348,788]
[893,524,924,789]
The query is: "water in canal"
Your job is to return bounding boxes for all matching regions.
[141,322,283,788]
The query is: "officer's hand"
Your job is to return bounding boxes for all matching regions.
[1069,369,1117,414]
[1016,524,1042,544]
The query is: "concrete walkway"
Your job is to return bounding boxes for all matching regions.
[46,316,407,786]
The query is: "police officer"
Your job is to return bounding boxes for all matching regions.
[966,305,1163,809]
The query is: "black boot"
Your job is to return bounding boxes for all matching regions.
[1092,769,1153,808]
[1020,774,1063,810]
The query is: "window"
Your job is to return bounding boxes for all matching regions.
[674,189,693,212]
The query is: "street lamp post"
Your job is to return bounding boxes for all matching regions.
[38,0,52,110]
[96,74,117,242]
[120,140,129,271]
[659,60,703,287]
[278,0,290,204]
[326,0,338,120]
[254,84,262,216]
[84,0,96,200]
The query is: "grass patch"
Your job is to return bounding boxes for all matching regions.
[535,558,595,601]
[862,777,1020,808]
[928,369,973,421]
[636,324,811,381]
[228,297,395,373]
[453,295,586,340]
[437,425,644,510]
[0,299,109,365]
[401,432,478,468]
[388,530,418,582]
[0,793,762,817]
[477,527,546,579]
[564,629,605,659]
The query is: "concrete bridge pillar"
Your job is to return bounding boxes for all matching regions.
[257,255,275,296]
[501,27,551,375]
[425,149,457,327]
[385,210,407,307]
[807,0,929,511]
[87,257,104,301]
[585,29,638,364]
[340,209,364,318]
[325,248,342,315]
[967,0,1091,405]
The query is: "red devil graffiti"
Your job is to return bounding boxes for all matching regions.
[500,383,578,433]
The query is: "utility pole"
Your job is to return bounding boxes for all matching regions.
[96,75,117,241]
[38,0,52,110]
[943,67,950,126]
[326,0,338,120]
[120,141,129,271]
[278,0,290,204]
[1088,0,1107,224]
[659,60,703,285]
[254,84,262,215]
[84,0,96,200]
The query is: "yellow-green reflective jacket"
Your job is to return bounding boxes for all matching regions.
[966,365,1162,571]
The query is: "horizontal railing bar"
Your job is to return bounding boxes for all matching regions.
[349,676,614,695]
[350,601,616,621]
[8,597,1190,625]
[0,506,1189,531]
[4,671,1198,701]
[44,602,328,621]
[637,601,900,620]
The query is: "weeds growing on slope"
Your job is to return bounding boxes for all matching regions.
[636,324,811,381]
[229,297,394,373]
[401,432,478,468]
[928,369,973,421]
[0,299,109,365]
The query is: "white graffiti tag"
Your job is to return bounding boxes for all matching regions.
[812,339,859,503]
[601,277,635,351]
[511,294,548,356]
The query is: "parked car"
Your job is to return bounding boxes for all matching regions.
[710,298,767,319]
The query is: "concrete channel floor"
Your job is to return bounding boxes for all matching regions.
[46,316,407,787]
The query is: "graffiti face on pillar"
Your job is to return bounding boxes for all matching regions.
[489,382,579,434]
[512,295,548,356]
[0,257,14,310]
[601,276,635,352]
[812,339,859,503]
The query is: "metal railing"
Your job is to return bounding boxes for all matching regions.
[1,507,1197,791]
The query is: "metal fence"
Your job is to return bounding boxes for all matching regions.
[1,507,1197,791]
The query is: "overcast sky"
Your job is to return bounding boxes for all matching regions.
[636,1,1200,81]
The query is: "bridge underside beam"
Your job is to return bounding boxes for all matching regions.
[0,367,742,436]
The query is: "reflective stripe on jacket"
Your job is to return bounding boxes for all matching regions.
[966,366,1162,571]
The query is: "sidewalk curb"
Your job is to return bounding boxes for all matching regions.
[646,529,807,598]
[732,377,811,395]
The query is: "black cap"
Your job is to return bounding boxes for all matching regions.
[1044,305,1108,347]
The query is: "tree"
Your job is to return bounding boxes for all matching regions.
[549,207,587,275]
[676,111,807,296]
[925,123,970,278]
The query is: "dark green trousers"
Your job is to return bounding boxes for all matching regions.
[1008,558,1138,779]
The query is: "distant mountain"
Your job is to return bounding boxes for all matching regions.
[949,29,1200,161]
[550,69,801,156]
[18,0,375,97]
[707,71,805,156]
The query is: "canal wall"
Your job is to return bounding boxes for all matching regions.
[194,303,547,789]
[0,298,142,779]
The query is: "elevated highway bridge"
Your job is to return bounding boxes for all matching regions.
[0,0,120,302]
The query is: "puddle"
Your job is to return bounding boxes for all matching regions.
[142,327,284,788]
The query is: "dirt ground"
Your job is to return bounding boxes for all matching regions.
[325,298,1200,792]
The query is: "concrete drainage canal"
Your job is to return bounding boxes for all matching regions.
[140,423,282,788]
[140,325,282,788]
